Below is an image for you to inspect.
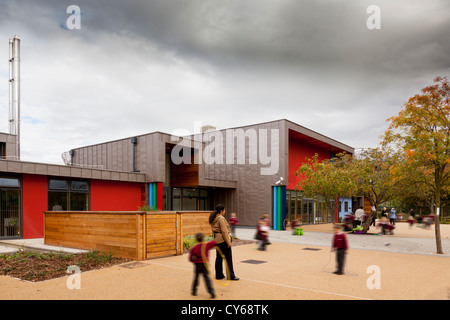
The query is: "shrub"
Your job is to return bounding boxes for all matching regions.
[183,234,213,250]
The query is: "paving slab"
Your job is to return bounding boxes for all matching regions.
[0,238,88,255]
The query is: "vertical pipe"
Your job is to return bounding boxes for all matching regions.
[8,39,13,135]
[131,137,138,172]
[273,186,278,230]
[281,186,286,230]
[149,183,153,209]
[278,186,282,230]
[69,149,75,166]
[152,183,157,211]
[14,36,20,160]
[9,36,20,160]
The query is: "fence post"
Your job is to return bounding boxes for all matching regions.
[176,212,183,255]
[136,212,146,261]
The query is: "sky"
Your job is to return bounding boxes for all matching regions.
[0,0,449,164]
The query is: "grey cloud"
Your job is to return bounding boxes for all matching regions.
[0,0,449,164]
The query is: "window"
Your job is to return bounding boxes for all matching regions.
[199,189,208,211]
[71,181,89,191]
[0,142,5,159]
[172,188,181,211]
[165,187,210,211]
[0,175,21,238]
[182,188,198,210]
[49,179,68,190]
[0,177,20,188]
[48,178,90,211]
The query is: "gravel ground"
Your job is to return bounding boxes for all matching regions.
[1,223,449,301]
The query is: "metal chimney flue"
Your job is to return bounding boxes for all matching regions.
[9,35,20,160]
[131,137,139,172]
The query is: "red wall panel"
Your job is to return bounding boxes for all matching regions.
[22,174,47,238]
[288,138,331,190]
[157,182,163,210]
[90,180,143,211]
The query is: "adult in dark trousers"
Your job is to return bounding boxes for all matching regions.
[389,208,397,225]
[370,206,377,227]
[209,204,239,281]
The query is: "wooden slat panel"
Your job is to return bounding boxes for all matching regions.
[44,211,141,260]
[44,211,216,261]
[180,212,212,237]
[146,212,177,257]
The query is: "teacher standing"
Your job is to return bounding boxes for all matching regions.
[209,204,239,281]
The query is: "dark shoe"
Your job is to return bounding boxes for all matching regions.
[192,291,197,296]
[216,275,225,280]
[210,292,216,299]
[230,277,240,281]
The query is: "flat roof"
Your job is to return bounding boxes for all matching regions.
[69,118,354,152]
[0,159,146,183]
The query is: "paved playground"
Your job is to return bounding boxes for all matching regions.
[0,222,449,301]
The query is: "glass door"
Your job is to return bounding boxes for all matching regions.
[0,189,21,238]
[302,197,318,224]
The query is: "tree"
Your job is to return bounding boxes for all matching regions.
[295,153,356,220]
[296,149,399,233]
[389,151,437,215]
[383,76,450,254]
[352,148,400,233]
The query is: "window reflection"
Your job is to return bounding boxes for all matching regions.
[48,179,90,211]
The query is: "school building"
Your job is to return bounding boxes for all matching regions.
[0,119,355,240]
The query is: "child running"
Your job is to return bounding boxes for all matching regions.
[189,233,217,298]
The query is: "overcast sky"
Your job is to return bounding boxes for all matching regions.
[0,0,449,164]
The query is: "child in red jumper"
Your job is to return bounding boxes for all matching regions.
[331,224,348,275]
[189,233,217,298]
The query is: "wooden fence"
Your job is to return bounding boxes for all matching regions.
[44,211,212,260]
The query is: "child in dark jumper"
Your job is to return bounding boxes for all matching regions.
[331,224,348,275]
[189,233,217,298]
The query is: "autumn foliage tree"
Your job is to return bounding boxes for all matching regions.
[295,153,356,217]
[352,148,401,233]
[296,149,399,233]
[383,76,450,254]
